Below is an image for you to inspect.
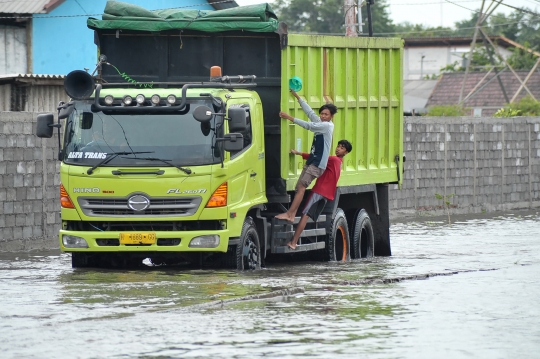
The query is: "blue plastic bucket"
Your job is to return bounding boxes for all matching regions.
[289,76,303,92]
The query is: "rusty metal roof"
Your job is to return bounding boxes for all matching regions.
[0,0,64,14]
[426,70,540,115]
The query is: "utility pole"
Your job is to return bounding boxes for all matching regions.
[421,55,425,79]
[344,0,357,37]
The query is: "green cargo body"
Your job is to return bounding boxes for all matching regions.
[280,35,403,191]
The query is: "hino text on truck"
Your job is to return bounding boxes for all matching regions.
[36,1,404,269]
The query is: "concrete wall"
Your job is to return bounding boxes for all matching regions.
[0,112,60,250]
[1,113,539,251]
[390,117,540,219]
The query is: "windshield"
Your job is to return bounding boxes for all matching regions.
[63,100,222,167]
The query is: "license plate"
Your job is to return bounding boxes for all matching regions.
[119,232,157,245]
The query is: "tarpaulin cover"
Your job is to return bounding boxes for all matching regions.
[87,0,279,33]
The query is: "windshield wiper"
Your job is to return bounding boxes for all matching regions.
[125,157,192,175]
[87,151,154,175]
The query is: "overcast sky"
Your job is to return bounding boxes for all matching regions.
[235,0,539,30]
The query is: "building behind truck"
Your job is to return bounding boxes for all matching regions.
[35,1,404,269]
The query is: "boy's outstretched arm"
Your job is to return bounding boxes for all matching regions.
[290,89,319,123]
[279,111,294,122]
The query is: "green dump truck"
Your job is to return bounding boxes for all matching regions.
[36,2,403,269]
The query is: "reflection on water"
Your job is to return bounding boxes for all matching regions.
[1,211,539,358]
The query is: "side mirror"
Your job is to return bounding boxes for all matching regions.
[228,107,247,132]
[221,133,244,152]
[193,105,213,123]
[36,113,55,138]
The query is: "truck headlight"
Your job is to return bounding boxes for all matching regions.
[189,235,220,248]
[62,235,89,248]
[166,94,176,104]
[104,95,114,105]
[151,94,160,105]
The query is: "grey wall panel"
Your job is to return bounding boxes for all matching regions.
[0,84,11,111]
[27,85,66,112]
[0,25,28,75]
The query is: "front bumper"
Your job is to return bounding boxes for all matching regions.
[59,229,230,253]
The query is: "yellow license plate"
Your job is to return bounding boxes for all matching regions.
[119,232,157,245]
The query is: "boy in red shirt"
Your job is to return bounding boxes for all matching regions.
[287,139,352,250]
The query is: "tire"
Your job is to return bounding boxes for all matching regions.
[226,217,262,270]
[325,208,350,262]
[351,209,375,259]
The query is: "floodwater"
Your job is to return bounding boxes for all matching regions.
[1,211,539,359]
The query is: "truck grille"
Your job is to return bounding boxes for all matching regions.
[78,195,202,217]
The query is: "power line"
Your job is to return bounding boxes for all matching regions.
[301,17,536,36]
[491,0,540,16]
[389,0,480,4]
[444,0,540,20]
[379,19,535,34]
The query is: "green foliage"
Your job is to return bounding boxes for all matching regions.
[271,0,346,34]
[508,96,540,116]
[493,108,521,118]
[440,61,463,73]
[394,22,453,38]
[489,11,540,51]
[423,73,440,80]
[270,0,394,35]
[427,105,469,117]
[435,193,454,225]
[436,47,500,74]
[452,12,480,37]
[506,44,539,70]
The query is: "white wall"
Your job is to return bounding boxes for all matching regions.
[404,45,513,80]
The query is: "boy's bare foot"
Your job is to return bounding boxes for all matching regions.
[287,242,297,250]
[275,212,294,222]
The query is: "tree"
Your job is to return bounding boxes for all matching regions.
[393,22,453,38]
[452,12,480,37]
[506,43,538,70]
[270,0,395,36]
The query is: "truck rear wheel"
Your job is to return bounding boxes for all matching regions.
[325,209,350,262]
[226,217,261,270]
[351,209,374,259]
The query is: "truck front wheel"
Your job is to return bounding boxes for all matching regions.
[325,209,350,262]
[351,209,374,259]
[226,217,262,270]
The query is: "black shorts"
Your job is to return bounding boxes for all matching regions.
[302,192,328,221]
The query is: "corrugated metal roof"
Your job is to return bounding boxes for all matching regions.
[208,0,238,10]
[0,73,65,79]
[0,0,51,14]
